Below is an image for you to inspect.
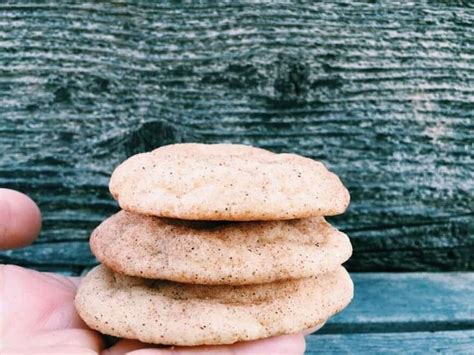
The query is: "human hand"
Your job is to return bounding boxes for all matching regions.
[0,189,307,354]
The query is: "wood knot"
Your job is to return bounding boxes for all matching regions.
[270,53,343,107]
[53,86,72,104]
[274,57,311,101]
[124,120,181,156]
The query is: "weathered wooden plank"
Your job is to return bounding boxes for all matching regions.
[0,241,96,267]
[323,273,474,333]
[346,214,474,271]
[306,330,474,354]
[0,2,473,271]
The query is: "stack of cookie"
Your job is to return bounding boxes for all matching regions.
[75,143,353,346]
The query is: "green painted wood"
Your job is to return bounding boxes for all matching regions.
[310,272,474,352]
[306,330,474,354]
[323,272,474,334]
[0,1,473,272]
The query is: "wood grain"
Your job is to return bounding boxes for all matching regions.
[313,272,474,353]
[0,1,473,272]
[324,272,474,334]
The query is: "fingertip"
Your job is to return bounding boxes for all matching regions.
[0,189,42,249]
[139,334,306,355]
[231,333,305,355]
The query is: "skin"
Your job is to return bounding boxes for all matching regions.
[0,189,313,354]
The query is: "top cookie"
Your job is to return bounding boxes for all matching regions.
[109,143,350,221]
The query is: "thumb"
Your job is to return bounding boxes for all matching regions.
[0,188,42,249]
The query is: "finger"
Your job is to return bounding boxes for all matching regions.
[103,339,161,355]
[2,265,89,339]
[7,328,103,353]
[2,265,105,353]
[0,188,42,249]
[3,345,98,355]
[125,333,305,355]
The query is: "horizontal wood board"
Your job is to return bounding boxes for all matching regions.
[312,272,474,353]
[306,329,474,354]
[323,272,474,334]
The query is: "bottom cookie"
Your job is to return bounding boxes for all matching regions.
[75,265,353,346]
